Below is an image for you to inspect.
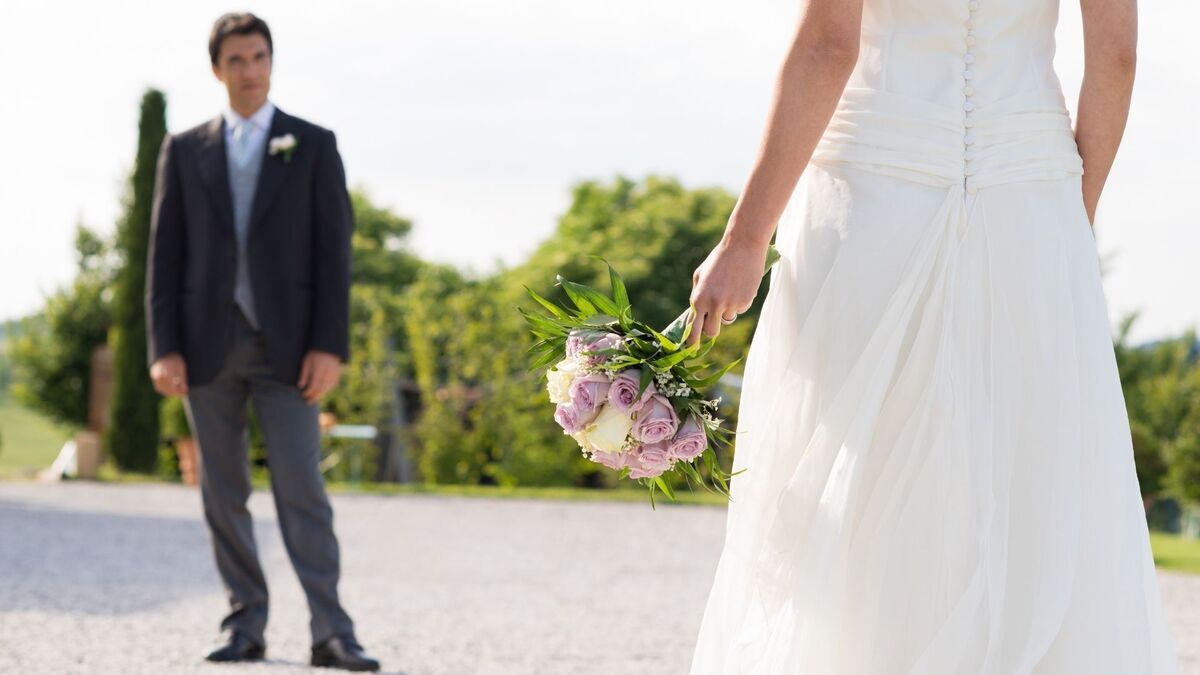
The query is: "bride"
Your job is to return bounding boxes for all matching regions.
[684,0,1179,671]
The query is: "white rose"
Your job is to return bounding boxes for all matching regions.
[545,366,576,404]
[581,404,634,455]
[570,430,591,450]
[269,133,297,155]
[554,356,581,374]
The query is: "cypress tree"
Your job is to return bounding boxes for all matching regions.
[106,89,168,472]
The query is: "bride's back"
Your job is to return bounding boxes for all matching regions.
[814,0,1081,195]
[851,0,1067,109]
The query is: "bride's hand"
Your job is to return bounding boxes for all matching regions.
[687,237,770,346]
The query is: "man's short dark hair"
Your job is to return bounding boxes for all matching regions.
[209,12,273,66]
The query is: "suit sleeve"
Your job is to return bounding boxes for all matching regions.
[145,133,185,367]
[309,128,353,362]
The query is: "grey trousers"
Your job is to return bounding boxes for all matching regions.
[184,308,355,646]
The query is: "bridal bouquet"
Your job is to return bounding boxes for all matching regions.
[520,245,780,503]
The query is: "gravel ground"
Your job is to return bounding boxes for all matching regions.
[0,482,1196,675]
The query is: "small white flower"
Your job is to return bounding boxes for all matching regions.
[268,133,298,162]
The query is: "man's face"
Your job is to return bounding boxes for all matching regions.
[212,33,272,108]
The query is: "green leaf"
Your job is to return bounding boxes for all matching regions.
[556,275,598,315]
[558,276,620,317]
[581,313,620,328]
[705,450,732,495]
[519,314,570,340]
[688,356,742,389]
[693,336,717,362]
[523,285,569,319]
[677,459,704,485]
[661,308,692,345]
[644,323,680,352]
[764,243,781,273]
[651,341,701,370]
[654,476,677,501]
[528,347,563,372]
[593,256,632,325]
[638,367,655,398]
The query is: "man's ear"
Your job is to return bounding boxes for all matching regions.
[211,64,223,82]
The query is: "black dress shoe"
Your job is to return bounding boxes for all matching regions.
[205,630,265,663]
[311,635,380,671]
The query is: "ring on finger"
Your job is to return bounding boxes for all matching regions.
[721,312,737,325]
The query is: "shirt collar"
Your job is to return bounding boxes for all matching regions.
[223,100,276,133]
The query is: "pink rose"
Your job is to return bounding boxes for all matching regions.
[631,394,680,445]
[567,330,624,365]
[553,403,589,434]
[590,449,627,471]
[565,331,589,359]
[627,442,673,479]
[607,368,656,414]
[568,373,611,416]
[668,414,707,461]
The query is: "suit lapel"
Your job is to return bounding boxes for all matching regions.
[196,117,235,232]
[249,107,296,233]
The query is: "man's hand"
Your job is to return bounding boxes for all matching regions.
[298,350,343,404]
[150,354,189,397]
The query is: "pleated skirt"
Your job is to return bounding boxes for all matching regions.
[689,161,1179,674]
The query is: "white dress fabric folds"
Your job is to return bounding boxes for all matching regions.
[689,0,1179,673]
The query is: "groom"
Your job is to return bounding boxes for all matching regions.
[145,13,379,671]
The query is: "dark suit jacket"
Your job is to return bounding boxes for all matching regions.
[145,107,353,388]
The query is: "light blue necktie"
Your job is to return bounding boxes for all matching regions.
[230,120,256,169]
[228,118,261,329]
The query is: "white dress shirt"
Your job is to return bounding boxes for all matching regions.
[222,100,276,164]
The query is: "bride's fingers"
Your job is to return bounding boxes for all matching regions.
[701,307,723,342]
[687,307,707,346]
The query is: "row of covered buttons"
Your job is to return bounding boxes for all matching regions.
[962,0,979,192]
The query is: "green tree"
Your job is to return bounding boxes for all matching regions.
[349,189,424,290]
[11,226,115,429]
[322,285,397,481]
[106,89,168,472]
[403,271,587,486]
[0,320,15,394]
[511,175,747,330]
[1114,315,1200,507]
[404,176,762,487]
[318,190,424,480]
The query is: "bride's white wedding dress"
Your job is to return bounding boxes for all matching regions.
[690,0,1179,672]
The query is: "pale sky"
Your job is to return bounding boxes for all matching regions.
[1,0,1196,342]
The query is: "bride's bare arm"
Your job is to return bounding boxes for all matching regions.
[1075,0,1137,226]
[688,0,862,344]
[723,0,863,250]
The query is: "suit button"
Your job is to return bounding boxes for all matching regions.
[963,69,974,80]
[964,133,976,144]
[963,100,976,112]
[969,0,980,9]
[966,35,977,46]
[963,53,975,64]
[964,117,976,128]
[963,85,976,96]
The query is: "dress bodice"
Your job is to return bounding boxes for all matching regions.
[852,0,1066,107]
[814,0,1083,195]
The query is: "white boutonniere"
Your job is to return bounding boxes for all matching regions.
[268,133,298,163]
